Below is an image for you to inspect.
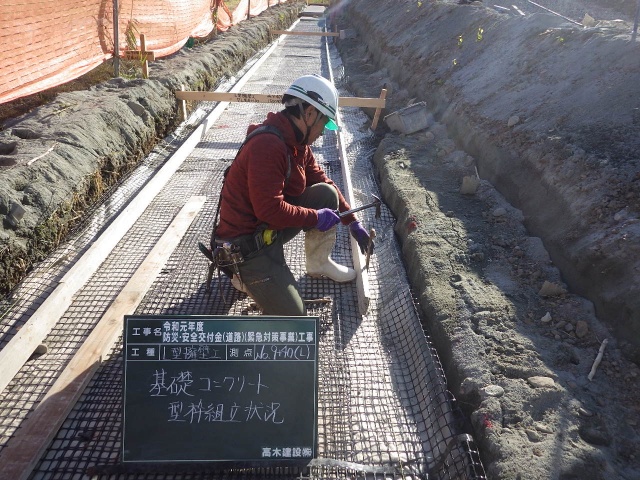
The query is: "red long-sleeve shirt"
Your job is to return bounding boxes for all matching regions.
[215,111,356,239]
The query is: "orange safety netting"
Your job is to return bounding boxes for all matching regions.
[0,0,288,105]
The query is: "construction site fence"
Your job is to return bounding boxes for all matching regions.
[0,0,289,105]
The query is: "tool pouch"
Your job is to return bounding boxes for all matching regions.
[213,243,244,278]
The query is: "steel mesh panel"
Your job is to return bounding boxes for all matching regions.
[0,18,486,480]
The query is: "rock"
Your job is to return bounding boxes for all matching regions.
[575,320,589,338]
[459,377,482,396]
[540,312,552,323]
[578,407,594,417]
[481,384,505,398]
[492,207,507,217]
[525,428,542,442]
[582,13,596,27]
[538,280,566,297]
[507,115,520,127]
[535,422,554,434]
[527,376,556,388]
[460,175,480,194]
[579,422,611,446]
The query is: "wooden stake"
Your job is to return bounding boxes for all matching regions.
[179,85,188,121]
[123,33,157,78]
[140,33,149,78]
[370,88,387,130]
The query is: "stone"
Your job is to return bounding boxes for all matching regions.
[527,376,556,388]
[575,320,589,338]
[492,207,507,217]
[535,422,554,434]
[526,428,542,442]
[538,280,566,297]
[460,175,480,195]
[481,384,505,398]
[578,407,594,417]
[582,13,596,27]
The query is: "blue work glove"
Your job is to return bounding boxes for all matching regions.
[349,221,373,254]
[316,208,341,232]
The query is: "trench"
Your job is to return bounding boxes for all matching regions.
[0,11,486,480]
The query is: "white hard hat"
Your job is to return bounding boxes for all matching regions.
[284,74,339,130]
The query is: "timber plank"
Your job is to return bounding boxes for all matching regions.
[0,196,206,480]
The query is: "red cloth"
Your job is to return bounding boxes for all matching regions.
[216,111,355,238]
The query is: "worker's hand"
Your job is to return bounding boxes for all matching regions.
[316,208,341,232]
[349,221,373,254]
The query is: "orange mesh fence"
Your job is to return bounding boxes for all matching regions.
[232,0,286,24]
[0,0,288,105]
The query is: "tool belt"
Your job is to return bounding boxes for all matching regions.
[214,228,278,261]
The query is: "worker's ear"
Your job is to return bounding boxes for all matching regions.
[304,105,316,120]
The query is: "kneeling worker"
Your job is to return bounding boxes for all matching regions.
[212,74,372,316]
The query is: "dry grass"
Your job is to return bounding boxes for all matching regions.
[226,0,242,9]
[0,61,115,128]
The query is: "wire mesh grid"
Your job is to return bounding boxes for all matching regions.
[0,17,484,480]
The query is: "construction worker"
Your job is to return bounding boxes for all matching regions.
[212,74,372,316]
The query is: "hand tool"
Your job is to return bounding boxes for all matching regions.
[365,228,376,270]
[338,194,382,219]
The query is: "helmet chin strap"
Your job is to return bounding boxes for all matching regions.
[298,103,312,144]
[302,107,324,145]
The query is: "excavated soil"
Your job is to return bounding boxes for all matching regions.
[1,1,639,479]
[334,0,640,478]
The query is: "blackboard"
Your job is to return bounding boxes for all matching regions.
[122,315,318,464]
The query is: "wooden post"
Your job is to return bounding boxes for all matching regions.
[140,33,149,78]
[179,85,188,121]
[123,33,156,79]
[370,88,387,130]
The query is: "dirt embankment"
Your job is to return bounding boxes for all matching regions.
[0,2,305,294]
[337,0,640,362]
[335,0,640,478]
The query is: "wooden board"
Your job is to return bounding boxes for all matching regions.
[0,196,206,480]
[0,114,210,397]
[175,91,386,109]
[270,30,340,37]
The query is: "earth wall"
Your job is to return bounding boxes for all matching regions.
[339,0,640,362]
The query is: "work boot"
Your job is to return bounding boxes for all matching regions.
[305,227,356,283]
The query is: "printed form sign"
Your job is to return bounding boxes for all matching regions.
[122,315,319,464]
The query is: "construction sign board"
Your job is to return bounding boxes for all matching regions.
[122,315,319,465]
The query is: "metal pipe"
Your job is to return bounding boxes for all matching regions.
[526,0,582,26]
[113,0,120,77]
[632,0,640,42]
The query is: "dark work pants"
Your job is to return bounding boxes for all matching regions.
[237,183,339,316]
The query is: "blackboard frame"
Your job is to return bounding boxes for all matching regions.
[122,315,319,466]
